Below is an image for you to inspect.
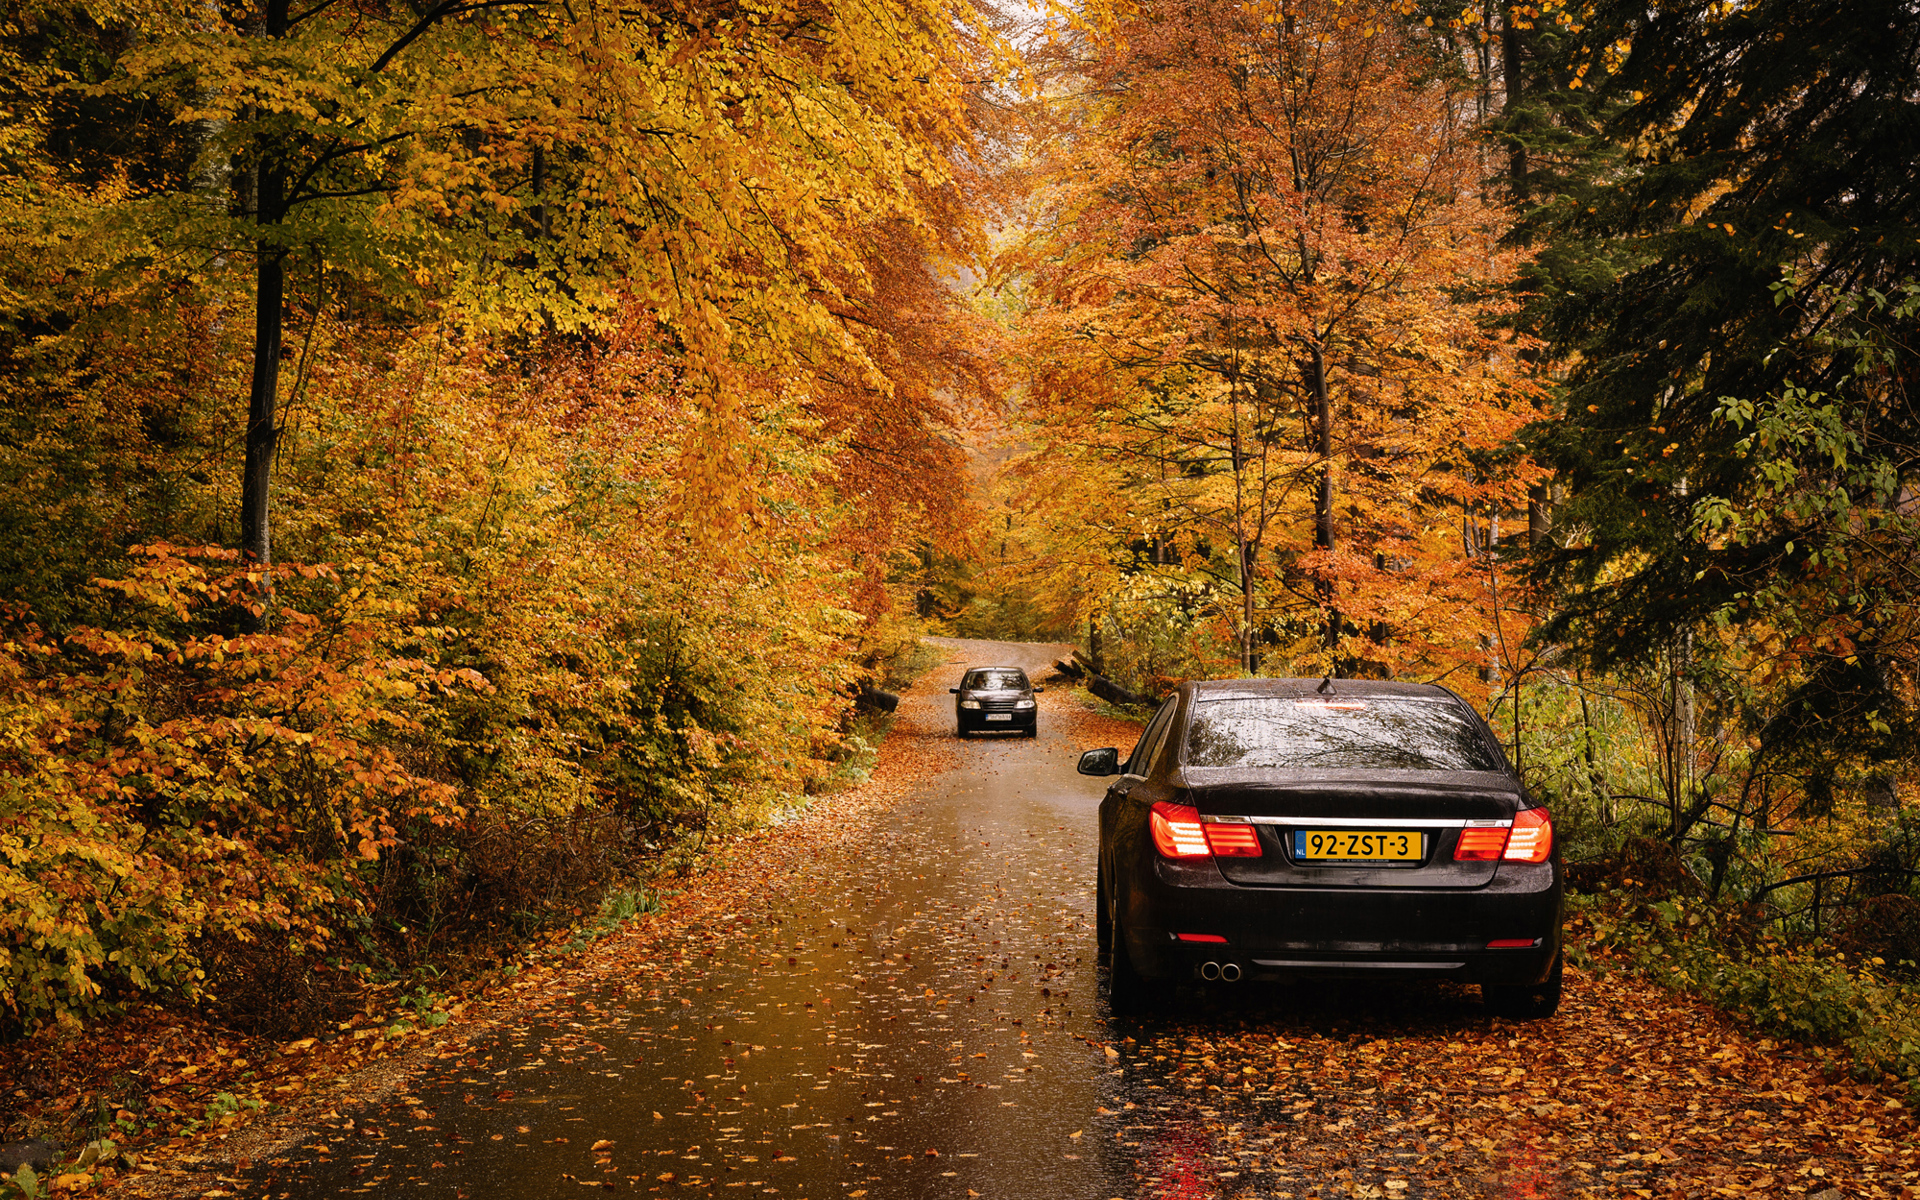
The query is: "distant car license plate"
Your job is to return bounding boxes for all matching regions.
[985,713,1013,721]
[1293,830,1422,862]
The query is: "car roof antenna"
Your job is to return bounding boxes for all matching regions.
[1317,675,1334,694]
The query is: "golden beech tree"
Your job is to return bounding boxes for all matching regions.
[1,0,997,575]
[1006,0,1542,689]
[810,188,1003,621]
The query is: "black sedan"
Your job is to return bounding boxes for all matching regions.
[950,666,1043,737]
[1079,677,1562,1018]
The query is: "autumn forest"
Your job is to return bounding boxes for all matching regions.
[4,0,1920,1107]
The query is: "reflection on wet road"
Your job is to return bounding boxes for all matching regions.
[240,638,1905,1200]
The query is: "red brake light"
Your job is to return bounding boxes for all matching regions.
[1455,810,1553,862]
[1150,801,1211,858]
[1150,803,1263,858]
[1454,826,1508,861]
[1504,806,1553,862]
[1202,823,1263,857]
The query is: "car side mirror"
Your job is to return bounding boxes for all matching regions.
[1077,747,1121,776]
[1033,686,1045,694]
[949,687,959,694]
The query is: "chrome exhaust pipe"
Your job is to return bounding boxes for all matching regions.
[1219,962,1242,983]
[1199,961,1221,981]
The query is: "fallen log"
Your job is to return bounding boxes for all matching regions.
[1084,670,1152,709]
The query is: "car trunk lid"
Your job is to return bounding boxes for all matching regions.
[1178,768,1522,889]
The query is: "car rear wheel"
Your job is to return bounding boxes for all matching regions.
[1482,949,1563,1020]
[1103,907,1162,1016]
[1095,863,1112,959]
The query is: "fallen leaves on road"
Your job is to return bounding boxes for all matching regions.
[1092,966,1918,1199]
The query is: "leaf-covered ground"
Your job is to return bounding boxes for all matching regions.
[16,639,1919,1199]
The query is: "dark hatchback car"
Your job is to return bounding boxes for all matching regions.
[1079,678,1562,1017]
[951,666,1043,737]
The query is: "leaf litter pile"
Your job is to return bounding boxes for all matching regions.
[62,639,1920,1199]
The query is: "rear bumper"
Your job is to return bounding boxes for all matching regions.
[1119,856,1562,986]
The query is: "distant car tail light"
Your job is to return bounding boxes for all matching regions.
[1202,823,1262,857]
[1149,802,1211,858]
[1504,806,1553,862]
[1454,826,1508,861]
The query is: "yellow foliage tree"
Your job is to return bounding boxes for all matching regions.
[1,0,998,569]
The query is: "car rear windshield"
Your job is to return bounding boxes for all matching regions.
[1183,696,1504,771]
[964,670,1028,690]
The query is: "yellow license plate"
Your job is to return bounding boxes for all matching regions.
[1293,829,1423,861]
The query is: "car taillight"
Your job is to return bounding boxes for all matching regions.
[1453,809,1554,863]
[1149,802,1212,858]
[1504,806,1553,862]
[1454,826,1507,861]
[1150,803,1264,858]
[1202,823,1262,857]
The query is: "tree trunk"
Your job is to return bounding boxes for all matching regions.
[1576,671,1611,825]
[241,241,284,569]
[1669,631,1696,844]
[1668,473,1697,844]
[1474,0,1494,122]
[240,0,290,575]
[1240,536,1258,675]
[1226,365,1261,676]
[1309,343,1337,660]
[532,144,551,239]
[1511,28,1550,552]
[1501,7,1526,199]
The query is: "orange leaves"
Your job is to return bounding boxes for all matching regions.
[433,667,490,693]
[1005,0,1542,686]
